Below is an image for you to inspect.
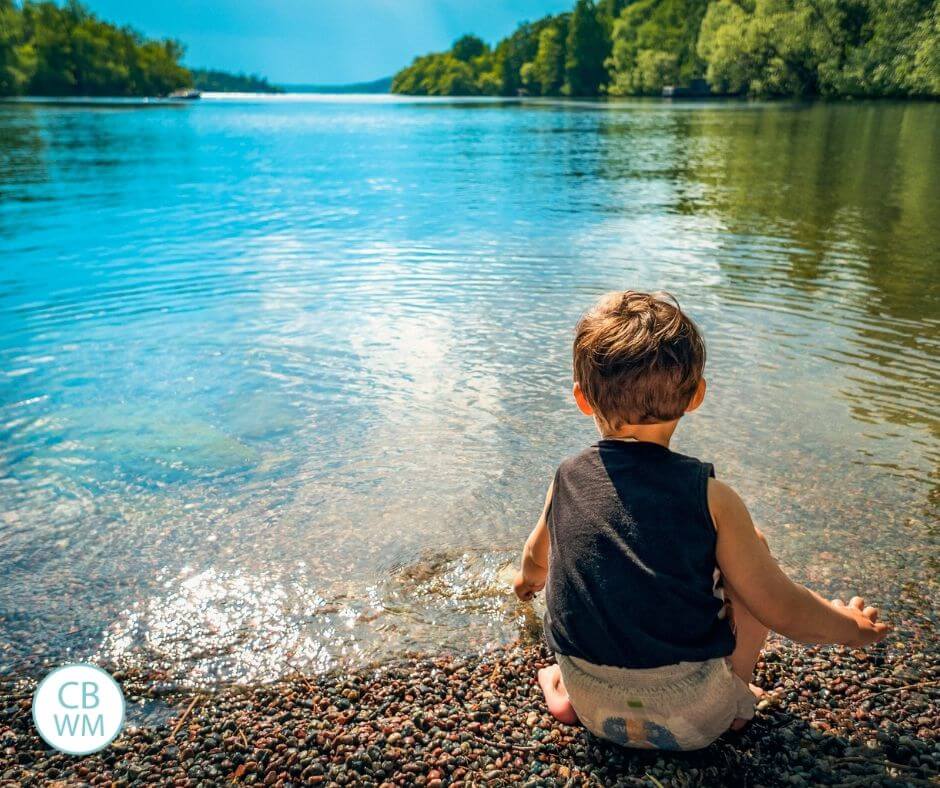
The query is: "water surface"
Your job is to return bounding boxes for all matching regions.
[1,95,937,686]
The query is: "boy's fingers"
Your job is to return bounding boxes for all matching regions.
[831,598,844,607]
[863,606,878,622]
[849,596,865,610]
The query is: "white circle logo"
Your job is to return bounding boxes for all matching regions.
[32,664,125,755]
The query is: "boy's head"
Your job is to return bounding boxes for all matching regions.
[572,291,706,428]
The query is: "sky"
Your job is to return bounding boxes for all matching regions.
[85,0,572,86]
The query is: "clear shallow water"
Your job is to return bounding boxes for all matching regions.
[0,96,937,687]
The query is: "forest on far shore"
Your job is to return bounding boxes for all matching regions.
[391,0,939,98]
[190,69,282,94]
[0,0,191,96]
[0,1,282,97]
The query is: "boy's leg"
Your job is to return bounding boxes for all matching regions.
[725,528,771,684]
[723,529,771,730]
[537,664,579,725]
[724,585,768,730]
[725,582,770,685]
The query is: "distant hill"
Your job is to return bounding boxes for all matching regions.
[280,77,393,94]
[191,69,282,93]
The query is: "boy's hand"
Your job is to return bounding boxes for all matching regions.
[513,571,544,602]
[514,480,553,602]
[831,596,891,646]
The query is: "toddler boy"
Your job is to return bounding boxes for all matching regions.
[513,291,889,750]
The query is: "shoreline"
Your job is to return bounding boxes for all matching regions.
[1,631,936,786]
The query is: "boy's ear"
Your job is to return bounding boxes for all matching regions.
[685,378,707,413]
[573,382,594,416]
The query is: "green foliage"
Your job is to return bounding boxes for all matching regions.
[390,34,501,95]
[597,0,629,32]
[826,0,940,96]
[493,18,558,95]
[607,0,709,95]
[635,49,681,94]
[565,0,608,95]
[524,18,569,95]
[910,4,940,95]
[697,0,833,96]
[392,0,938,98]
[697,0,939,97]
[391,52,481,96]
[452,34,487,62]
[191,68,282,93]
[0,1,191,96]
[392,19,574,97]
[0,0,36,94]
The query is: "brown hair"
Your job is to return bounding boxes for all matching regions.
[573,291,706,426]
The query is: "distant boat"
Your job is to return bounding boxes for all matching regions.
[168,88,201,100]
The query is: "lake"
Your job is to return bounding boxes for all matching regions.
[0,95,936,688]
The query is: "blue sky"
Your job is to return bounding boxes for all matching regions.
[85,0,572,85]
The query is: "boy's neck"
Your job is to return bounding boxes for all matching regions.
[598,418,680,449]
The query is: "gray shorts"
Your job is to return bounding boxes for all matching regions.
[557,653,756,751]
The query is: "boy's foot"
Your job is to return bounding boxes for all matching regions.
[729,684,765,732]
[537,664,579,725]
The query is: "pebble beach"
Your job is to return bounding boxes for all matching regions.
[2,627,937,787]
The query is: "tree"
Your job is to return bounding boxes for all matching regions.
[132,38,191,96]
[0,0,36,94]
[391,0,939,98]
[634,49,680,93]
[452,34,487,62]
[3,0,191,97]
[564,0,608,95]
[607,0,709,96]
[190,68,282,93]
[391,52,481,96]
[696,0,938,98]
[597,0,629,32]
[493,18,557,95]
[696,0,832,96]
[909,2,940,95]
[524,18,568,94]
[826,0,940,97]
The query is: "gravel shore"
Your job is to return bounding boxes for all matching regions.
[1,628,937,787]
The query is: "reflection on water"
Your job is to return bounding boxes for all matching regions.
[0,97,936,686]
[97,552,521,686]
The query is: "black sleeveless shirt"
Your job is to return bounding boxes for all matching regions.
[543,440,735,668]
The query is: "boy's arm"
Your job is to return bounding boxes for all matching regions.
[710,479,890,647]
[513,480,554,601]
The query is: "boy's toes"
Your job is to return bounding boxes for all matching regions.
[548,701,579,726]
[537,664,560,683]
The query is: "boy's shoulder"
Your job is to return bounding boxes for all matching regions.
[555,444,602,475]
[663,445,712,471]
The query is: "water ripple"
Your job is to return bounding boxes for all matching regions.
[0,98,937,685]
